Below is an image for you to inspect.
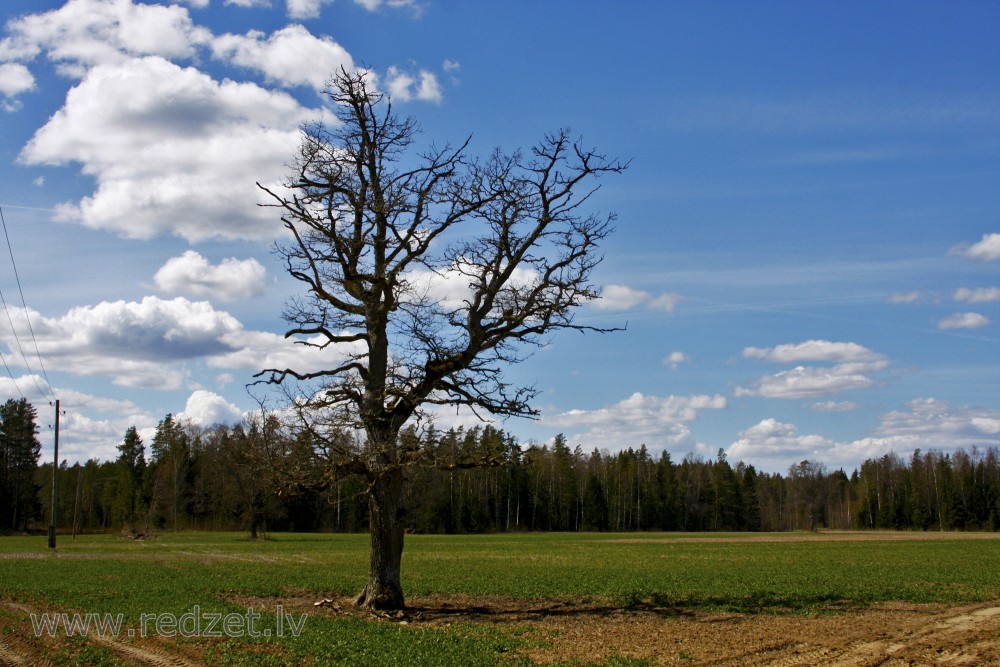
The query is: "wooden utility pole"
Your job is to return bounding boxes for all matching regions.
[47,399,60,549]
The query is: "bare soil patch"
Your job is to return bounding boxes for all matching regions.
[596,530,1000,544]
[286,593,1000,665]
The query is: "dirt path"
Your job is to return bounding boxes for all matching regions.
[0,602,200,667]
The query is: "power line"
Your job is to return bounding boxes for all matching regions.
[0,348,25,399]
[0,205,55,402]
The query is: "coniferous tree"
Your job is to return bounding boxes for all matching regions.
[115,426,146,531]
[0,398,42,532]
[582,466,609,531]
[148,414,192,531]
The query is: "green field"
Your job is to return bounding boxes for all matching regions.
[1,532,998,665]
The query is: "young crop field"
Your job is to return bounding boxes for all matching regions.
[0,531,998,665]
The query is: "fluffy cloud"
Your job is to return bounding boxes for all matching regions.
[20,56,313,242]
[737,340,889,399]
[736,365,880,399]
[545,392,727,450]
[594,284,682,312]
[50,297,240,360]
[384,65,442,103]
[287,0,332,18]
[10,297,242,388]
[0,0,210,75]
[59,410,138,463]
[743,340,883,365]
[33,386,157,463]
[826,399,1000,469]
[936,312,990,330]
[727,418,836,469]
[0,298,232,389]
[209,329,365,377]
[0,375,52,404]
[875,398,999,440]
[663,351,687,369]
[54,388,143,415]
[404,263,538,311]
[0,296,360,390]
[211,25,352,92]
[950,233,1000,262]
[4,3,448,243]
[154,251,268,301]
[728,399,1000,472]
[0,63,35,109]
[177,389,244,426]
[0,375,148,423]
[953,287,1000,304]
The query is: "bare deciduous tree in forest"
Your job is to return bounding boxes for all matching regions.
[256,68,626,609]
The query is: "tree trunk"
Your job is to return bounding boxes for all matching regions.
[356,466,406,610]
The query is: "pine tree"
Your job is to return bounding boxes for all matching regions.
[0,398,42,532]
[115,426,146,531]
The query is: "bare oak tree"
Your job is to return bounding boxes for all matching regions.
[257,68,626,610]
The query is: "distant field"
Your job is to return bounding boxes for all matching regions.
[0,531,998,665]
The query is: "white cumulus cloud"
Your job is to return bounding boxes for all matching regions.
[20,56,315,242]
[384,65,442,103]
[0,0,211,75]
[737,340,889,400]
[210,329,366,377]
[404,263,538,312]
[287,0,334,19]
[727,418,835,469]
[950,232,1000,262]
[211,25,353,92]
[936,312,990,330]
[545,392,727,451]
[0,296,358,391]
[664,351,687,369]
[729,399,1000,473]
[594,284,682,312]
[0,297,242,388]
[154,251,268,301]
[0,63,35,108]
[953,287,1000,304]
[743,339,883,364]
[177,389,244,426]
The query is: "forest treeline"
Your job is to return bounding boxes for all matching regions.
[3,400,999,535]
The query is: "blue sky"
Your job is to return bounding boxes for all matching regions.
[0,0,997,473]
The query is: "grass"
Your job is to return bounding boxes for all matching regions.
[0,531,998,665]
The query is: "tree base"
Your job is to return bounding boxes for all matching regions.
[355,582,405,611]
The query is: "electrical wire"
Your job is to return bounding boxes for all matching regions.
[0,205,55,402]
[0,347,25,399]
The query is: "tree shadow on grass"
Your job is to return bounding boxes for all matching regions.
[375,595,699,624]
